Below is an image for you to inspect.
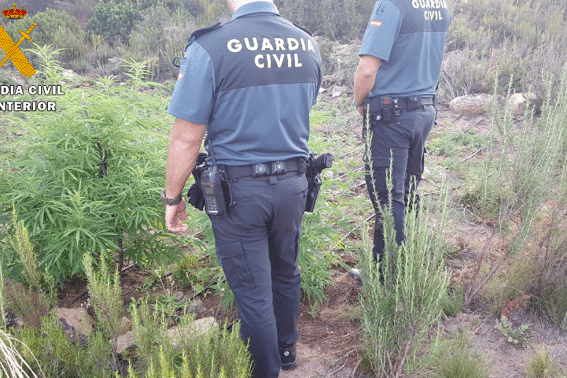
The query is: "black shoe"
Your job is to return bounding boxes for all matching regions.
[348,268,362,286]
[279,345,297,371]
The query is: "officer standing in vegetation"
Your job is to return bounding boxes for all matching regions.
[162,0,322,376]
[353,0,451,272]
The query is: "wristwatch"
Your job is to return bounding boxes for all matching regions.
[161,189,183,206]
[352,99,364,108]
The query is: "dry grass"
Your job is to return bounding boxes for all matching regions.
[0,329,43,378]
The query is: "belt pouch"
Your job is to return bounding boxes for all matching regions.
[367,96,393,124]
[406,96,422,111]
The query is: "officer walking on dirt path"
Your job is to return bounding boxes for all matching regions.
[162,0,322,376]
[353,0,451,271]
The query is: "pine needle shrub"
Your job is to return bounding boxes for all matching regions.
[15,317,91,378]
[171,320,251,378]
[14,314,116,377]
[130,297,171,372]
[463,68,567,309]
[4,210,56,327]
[130,296,252,378]
[358,172,450,377]
[83,254,124,354]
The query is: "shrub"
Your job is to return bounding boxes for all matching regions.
[84,33,115,71]
[3,210,56,328]
[275,0,372,42]
[128,3,197,82]
[86,0,143,45]
[446,0,567,95]
[358,158,450,376]
[526,346,559,378]
[462,68,567,308]
[2,81,179,283]
[84,254,124,349]
[130,297,252,377]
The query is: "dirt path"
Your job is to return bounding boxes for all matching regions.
[279,342,359,378]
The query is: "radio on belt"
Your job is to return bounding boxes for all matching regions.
[200,141,230,216]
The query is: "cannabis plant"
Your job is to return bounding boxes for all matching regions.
[3,86,178,283]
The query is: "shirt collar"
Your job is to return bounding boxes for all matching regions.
[231,1,279,20]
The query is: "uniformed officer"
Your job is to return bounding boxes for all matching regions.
[353,1,451,270]
[162,0,322,377]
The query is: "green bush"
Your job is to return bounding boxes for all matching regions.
[86,0,143,45]
[461,67,567,311]
[84,254,124,346]
[16,317,95,378]
[275,0,372,42]
[128,3,197,82]
[130,297,252,377]
[3,210,56,328]
[427,339,491,378]
[358,162,450,376]
[526,346,559,378]
[2,83,179,283]
[0,328,43,378]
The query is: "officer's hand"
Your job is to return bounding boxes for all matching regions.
[165,199,188,234]
[357,105,365,118]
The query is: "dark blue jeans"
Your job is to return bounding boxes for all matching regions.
[363,105,436,263]
[209,172,307,378]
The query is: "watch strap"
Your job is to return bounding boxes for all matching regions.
[352,99,364,108]
[161,189,183,206]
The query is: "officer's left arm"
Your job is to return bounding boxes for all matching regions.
[165,118,207,233]
[354,55,381,117]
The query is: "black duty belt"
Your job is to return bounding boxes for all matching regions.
[366,95,435,123]
[225,157,304,180]
[367,95,434,111]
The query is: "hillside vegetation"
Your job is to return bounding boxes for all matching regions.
[1,1,567,377]
[1,0,564,94]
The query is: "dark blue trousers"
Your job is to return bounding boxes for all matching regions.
[363,105,436,263]
[210,172,307,378]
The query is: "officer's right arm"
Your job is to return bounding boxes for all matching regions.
[165,118,207,233]
[354,55,381,116]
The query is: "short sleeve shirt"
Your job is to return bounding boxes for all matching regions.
[167,2,322,166]
[359,0,451,98]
